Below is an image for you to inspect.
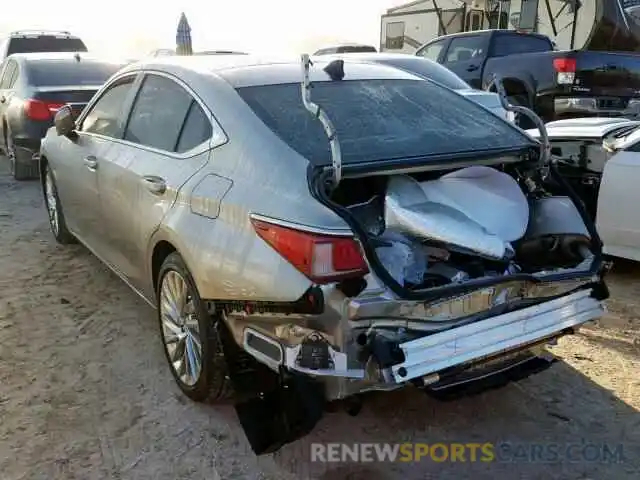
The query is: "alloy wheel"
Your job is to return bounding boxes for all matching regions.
[45,169,60,237]
[159,270,203,386]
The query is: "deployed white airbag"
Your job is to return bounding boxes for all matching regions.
[384,166,530,260]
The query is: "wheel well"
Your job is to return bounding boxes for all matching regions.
[152,241,177,292]
[489,78,530,99]
[39,155,48,185]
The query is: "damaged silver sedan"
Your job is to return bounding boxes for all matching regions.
[40,54,608,455]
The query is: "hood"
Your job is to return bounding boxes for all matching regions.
[526,117,640,140]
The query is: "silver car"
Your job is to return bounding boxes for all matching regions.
[40,54,608,455]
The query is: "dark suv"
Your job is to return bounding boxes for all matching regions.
[0,30,87,63]
[0,53,123,179]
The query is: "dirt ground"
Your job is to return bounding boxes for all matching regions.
[0,156,638,480]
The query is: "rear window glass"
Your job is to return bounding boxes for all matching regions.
[380,58,470,90]
[337,46,377,53]
[7,36,87,55]
[236,79,532,165]
[26,61,121,87]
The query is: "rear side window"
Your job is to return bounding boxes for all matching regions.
[491,34,551,57]
[82,77,135,137]
[176,102,212,153]
[444,36,486,63]
[0,60,17,88]
[236,79,533,165]
[26,60,121,87]
[7,36,87,55]
[124,74,210,153]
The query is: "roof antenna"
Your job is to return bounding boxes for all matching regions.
[300,53,342,187]
[323,59,345,81]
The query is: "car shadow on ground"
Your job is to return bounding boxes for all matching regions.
[268,358,640,479]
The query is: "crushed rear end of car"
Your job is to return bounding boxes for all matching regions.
[225,59,609,455]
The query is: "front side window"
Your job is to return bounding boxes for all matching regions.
[445,36,486,63]
[124,74,194,151]
[416,40,446,62]
[236,79,534,166]
[81,76,136,138]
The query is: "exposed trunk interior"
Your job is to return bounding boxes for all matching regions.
[311,157,602,299]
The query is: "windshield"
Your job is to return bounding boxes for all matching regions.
[26,61,122,87]
[7,37,87,55]
[236,79,534,165]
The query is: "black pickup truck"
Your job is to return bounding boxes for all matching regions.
[416,29,640,123]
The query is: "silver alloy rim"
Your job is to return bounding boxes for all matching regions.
[45,169,59,237]
[159,271,202,386]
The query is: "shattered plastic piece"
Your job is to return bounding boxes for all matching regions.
[384,167,530,260]
[375,231,427,286]
[385,176,511,260]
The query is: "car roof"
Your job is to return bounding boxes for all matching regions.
[8,30,80,39]
[120,54,424,87]
[424,29,551,42]
[6,52,110,63]
[317,52,426,62]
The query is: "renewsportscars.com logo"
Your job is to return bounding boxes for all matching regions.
[310,442,626,464]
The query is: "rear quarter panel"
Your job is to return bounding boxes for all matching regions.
[149,71,350,302]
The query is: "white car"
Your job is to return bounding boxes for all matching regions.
[527,117,640,262]
[317,52,515,123]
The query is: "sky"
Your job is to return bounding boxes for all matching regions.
[0,0,409,59]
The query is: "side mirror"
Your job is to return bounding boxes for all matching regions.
[54,105,77,139]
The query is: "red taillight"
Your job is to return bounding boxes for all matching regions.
[250,218,369,283]
[24,99,65,121]
[553,58,577,85]
[553,57,576,73]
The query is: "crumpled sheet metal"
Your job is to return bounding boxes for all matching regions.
[384,168,529,260]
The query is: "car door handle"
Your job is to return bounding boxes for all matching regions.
[84,155,98,170]
[466,65,479,72]
[142,175,167,195]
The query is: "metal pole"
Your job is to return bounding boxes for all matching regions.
[432,0,448,35]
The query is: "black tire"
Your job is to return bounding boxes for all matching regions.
[42,164,76,245]
[157,252,234,403]
[6,132,37,180]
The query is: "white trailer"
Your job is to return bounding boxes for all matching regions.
[380,1,631,54]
